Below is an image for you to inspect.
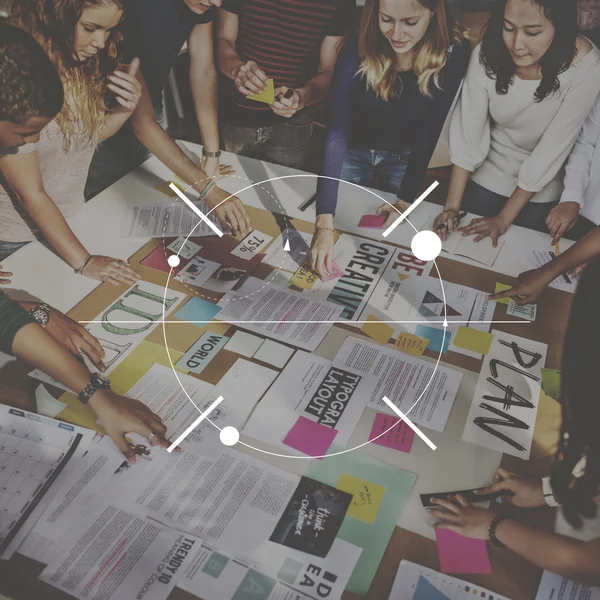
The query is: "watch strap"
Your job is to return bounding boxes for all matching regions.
[29,303,51,328]
[202,148,221,158]
[78,373,111,404]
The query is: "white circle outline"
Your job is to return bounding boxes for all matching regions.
[160,174,448,458]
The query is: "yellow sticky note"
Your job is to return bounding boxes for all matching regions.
[397,273,409,282]
[337,474,385,525]
[395,332,429,356]
[247,78,275,104]
[361,315,393,345]
[290,264,319,290]
[453,326,494,355]
[155,181,177,197]
[494,282,512,305]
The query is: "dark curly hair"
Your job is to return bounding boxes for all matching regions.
[551,258,600,528]
[480,0,578,102]
[0,22,64,124]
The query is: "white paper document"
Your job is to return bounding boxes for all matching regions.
[121,200,220,239]
[528,249,579,289]
[334,337,462,432]
[231,229,273,259]
[391,560,512,599]
[175,256,221,288]
[263,228,312,272]
[462,330,547,458]
[535,570,600,599]
[0,406,89,554]
[166,236,202,259]
[40,504,200,600]
[30,281,186,389]
[181,537,361,600]
[243,351,367,450]
[217,277,343,351]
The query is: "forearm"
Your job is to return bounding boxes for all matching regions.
[445,165,472,210]
[12,323,91,393]
[23,193,88,270]
[541,226,600,280]
[191,67,220,151]
[316,214,334,230]
[217,39,244,80]
[131,106,211,193]
[99,111,131,143]
[496,519,600,585]
[497,186,535,226]
[296,70,334,109]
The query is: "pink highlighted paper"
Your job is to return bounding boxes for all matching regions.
[369,412,415,453]
[322,261,343,282]
[358,214,386,229]
[435,529,492,574]
[283,416,338,458]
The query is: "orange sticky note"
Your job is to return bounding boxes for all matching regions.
[395,332,429,356]
[453,327,494,355]
[361,315,393,345]
[494,282,511,305]
[247,78,275,104]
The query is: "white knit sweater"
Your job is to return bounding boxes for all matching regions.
[450,42,600,203]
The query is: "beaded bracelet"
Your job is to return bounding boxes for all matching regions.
[199,181,216,201]
[489,515,508,547]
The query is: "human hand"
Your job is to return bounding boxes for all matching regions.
[108,58,142,114]
[205,185,252,236]
[546,202,579,245]
[459,215,509,247]
[376,199,410,229]
[201,156,235,179]
[431,494,496,539]
[475,467,545,508]
[309,228,335,278]
[89,390,174,459]
[487,268,552,306]
[271,87,302,118]
[233,60,269,96]
[45,308,106,372]
[0,264,12,284]
[432,209,460,241]
[82,256,141,287]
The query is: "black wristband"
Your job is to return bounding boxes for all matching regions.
[489,515,508,547]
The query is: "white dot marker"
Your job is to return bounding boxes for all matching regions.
[220,426,240,447]
[411,230,442,262]
[167,254,180,268]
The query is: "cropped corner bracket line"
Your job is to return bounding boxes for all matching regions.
[167,395,225,453]
[382,180,440,238]
[381,396,437,451]
[169,182,223,238]
[78,319,531,324]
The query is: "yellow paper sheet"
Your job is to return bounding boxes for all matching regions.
[247,78,275,104]
[154,180,186,197]
[453,326,494,355]
[395,332,429,356]
[361,315,393,345]
[494,282,512,305]
[290,264,319,290]
[108,341,186,395]
[337,474,385,525]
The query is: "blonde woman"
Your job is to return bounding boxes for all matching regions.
[0,0,141,285]
[310,0,469,277]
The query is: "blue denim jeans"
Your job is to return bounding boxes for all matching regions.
[462,180,595,239]
[340,147,411,194]
[0,241,30,262]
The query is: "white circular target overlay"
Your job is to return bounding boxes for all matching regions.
[160,173,449,459]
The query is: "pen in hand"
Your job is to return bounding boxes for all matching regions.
[436,211,467,232]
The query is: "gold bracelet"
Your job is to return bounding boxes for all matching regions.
[315,227,335,233]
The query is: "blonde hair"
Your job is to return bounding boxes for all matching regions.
[358,0,464,101]
[8,0,125,150]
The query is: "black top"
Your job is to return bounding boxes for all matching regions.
[316,36,471,214]
[123,0,215,111]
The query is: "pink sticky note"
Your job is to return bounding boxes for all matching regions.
[322,261,343,282]
[435,529,492,574]
[369,412,414,453]
[283,416,337,458]
[358,214,386,229]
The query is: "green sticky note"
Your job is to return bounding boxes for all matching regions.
[541,368,561,400]
[306,446,416,595]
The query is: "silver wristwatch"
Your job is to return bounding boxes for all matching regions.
[29,303,51,328]
[78,373,111,404]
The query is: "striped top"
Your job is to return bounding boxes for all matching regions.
[220,0,356,126]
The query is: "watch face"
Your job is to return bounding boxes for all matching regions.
[32,307,50,327]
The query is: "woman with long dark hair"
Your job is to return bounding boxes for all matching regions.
[431,259,600,585]
[433,0,600,247]
[0,0,141,285]
[309,0,470,277]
